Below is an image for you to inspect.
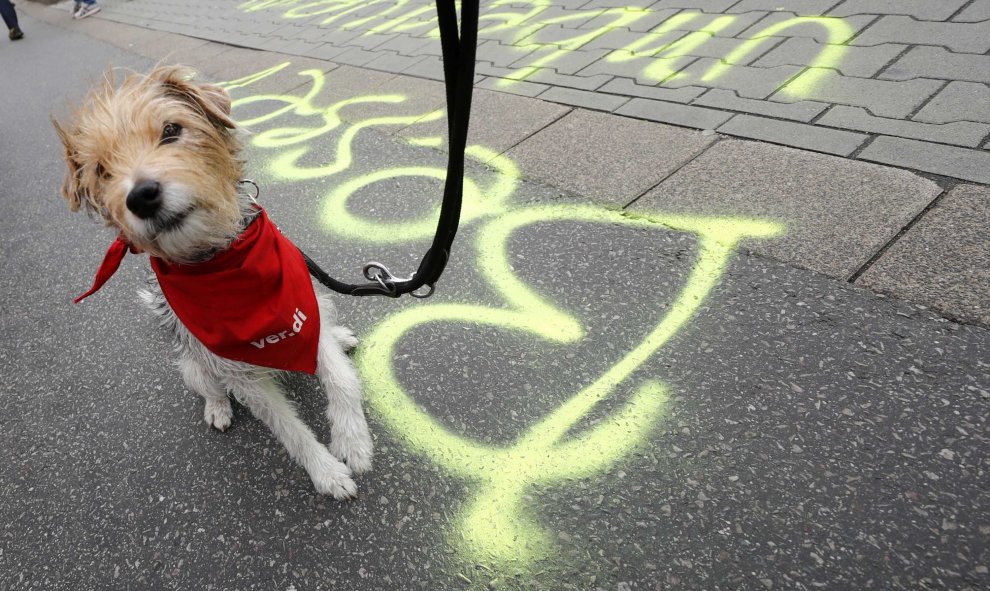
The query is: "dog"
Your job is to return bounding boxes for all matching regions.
[52,65,373,499]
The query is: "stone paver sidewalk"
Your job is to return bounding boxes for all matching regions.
[56,0,990,184]
[24,0,990,328]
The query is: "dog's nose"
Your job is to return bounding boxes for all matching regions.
[126,180,163,219]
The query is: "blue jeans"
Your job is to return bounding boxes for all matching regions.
[0,0,19,31]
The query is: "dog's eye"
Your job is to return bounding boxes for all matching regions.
[161,122,183,144]
[95,163,112,181]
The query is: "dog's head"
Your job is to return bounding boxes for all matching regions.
[52,65,244,262]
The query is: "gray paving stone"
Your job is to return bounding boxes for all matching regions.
[271,38,329,58]
[578,28,683,52]
[304,42,351,62]
[509,47,612,75]
[828,0,970,20]
[771,70,942,118]
[341,32,401,51]
[858,184,990,327]
[506,109,713,203]
[616,97,734,129]
[728,0,838,16]
[736,12,874,43]
[477,23,533,45]
[658,9,770,37]
[398,89,571,156]
[645,0,740,11]
[665,59,803,99]
[913,81,990,125]
[306,26,365,47]
[881,47,990,84]
[520,23,611,47]
[397,54,445,80]
[578,53,695,85]
[475,61,522,79]
[633,140,940,278]
[330,46,388,67]
[575,0,636,8]
[477,39,536,67]
[573,7,766,40]
[859,136,990,184]
[204,48,339,96]
[373,34,436,57]
[476,76,551,98]
[583,8,680,33]
[851,16,990,53]
[246,22,297,37]
[599,78,707,103]
[253,62,395,106]
[671,35,763,63]
[537,86,629,111]
[717,113,868,156]
[517,5,601,27]
[580,0,659,7]
[269,23,327,43]
[158,42,240,72]
[116,29,213,62]
[525,68,614,91]
[253,34,302,53]
[953,0,990,22]
[334,74,447,126]
[364,53,430,75]
[818,105,990,148]
[693,88,829,121]
[754,38,907,78]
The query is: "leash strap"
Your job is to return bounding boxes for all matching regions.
[299,0,479,298]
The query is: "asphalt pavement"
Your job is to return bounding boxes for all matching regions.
[1,5,988,591]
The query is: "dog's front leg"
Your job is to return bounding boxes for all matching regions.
[317,329,374,474]
[226,373,358,499]
[179,356,233,432]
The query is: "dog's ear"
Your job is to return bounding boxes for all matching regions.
[51,116,86,212]
[151,66,236,130]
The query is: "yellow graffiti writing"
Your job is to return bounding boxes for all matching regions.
[222,63,784,573]
[238,0,853,99]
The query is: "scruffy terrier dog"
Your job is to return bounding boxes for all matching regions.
[52,66,372,499]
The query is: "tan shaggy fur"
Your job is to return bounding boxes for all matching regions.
[51,66,375,498]
[53,66,244,262]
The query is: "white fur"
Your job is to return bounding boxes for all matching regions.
[139,284,373,499]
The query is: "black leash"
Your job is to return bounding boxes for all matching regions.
[298,0,479,298]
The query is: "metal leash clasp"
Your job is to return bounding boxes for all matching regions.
[238,179,261,204]
[362,262,435,299]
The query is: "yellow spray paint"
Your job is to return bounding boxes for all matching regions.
[237,1,854,99]
[224,62,784,573]
[608,12,737,82]
[701,16,853,97]
[357,206,781,567]
[499,8,649,85]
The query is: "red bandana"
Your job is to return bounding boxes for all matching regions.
[75,208,321,374]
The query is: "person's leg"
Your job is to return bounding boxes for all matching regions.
[0,0,20,31]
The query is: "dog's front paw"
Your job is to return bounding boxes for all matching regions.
[204,398,233,432]
[330,433,374,475]
[329,326,359,352]
[309,452,358,499]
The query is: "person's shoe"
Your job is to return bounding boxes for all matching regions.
[74,3,101,19]
[72,1,82,18]
[9,27,23,41]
